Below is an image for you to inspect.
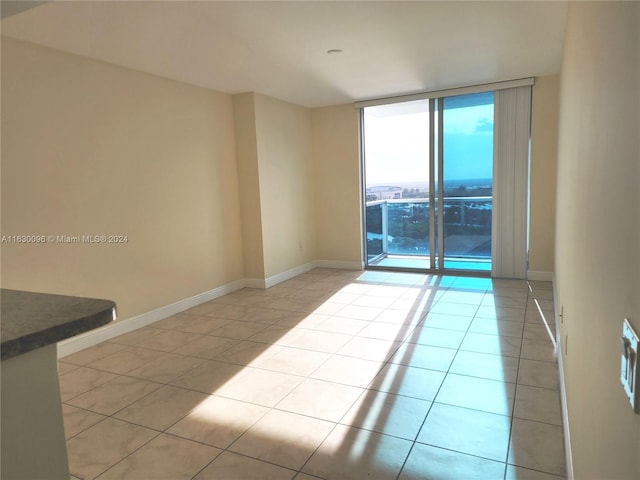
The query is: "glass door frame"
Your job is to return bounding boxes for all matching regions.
[361,95,492,277]
[429,97,438,270]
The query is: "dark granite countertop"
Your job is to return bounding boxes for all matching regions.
[1,289,116,360]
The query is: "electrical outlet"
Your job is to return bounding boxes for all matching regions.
[621,319,639,413]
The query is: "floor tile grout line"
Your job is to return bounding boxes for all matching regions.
[426,280,522,476]
[68,345,567,434]
[61,369,166,408]
[394,389,440,480]
[294,412,353,478]
[188,448,223,480]
[201,405,298,472]
[62,407,110,443]
[61,271,565,480]
[504,279,562,478]
[394,284,481,479]
[424,397,563,429]
[96,386,279,478]
[74,425,164,480]
[298,277,443,479]
[407,440,513,471]
[504,462,566,479]
[73,341,416,401]
[503,288,530,479]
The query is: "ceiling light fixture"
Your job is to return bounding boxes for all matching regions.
[327,49,343,55]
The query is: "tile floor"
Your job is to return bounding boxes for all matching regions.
[58,268,566,480]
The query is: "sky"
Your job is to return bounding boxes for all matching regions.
[363,96,494,186]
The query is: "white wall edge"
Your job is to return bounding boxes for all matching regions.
[57,278,247,358]
[264,261,318,289]
[527,270,554,281]
[316,260,364,270]
[553,273,574,480]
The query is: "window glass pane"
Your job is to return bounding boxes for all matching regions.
[442,92,494,271]
[362,101,431,268]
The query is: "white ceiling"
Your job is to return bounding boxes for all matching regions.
[1,1,568,108]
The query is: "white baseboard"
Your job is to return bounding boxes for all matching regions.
[57,259,364,359]
[316,260,364,271]
[553,273,574,480]
[57,279,246,358]
[264,261,317,288]
[527,270,554,281]
[262,260,363,288]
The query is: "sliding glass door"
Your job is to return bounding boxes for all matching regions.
[441,92,494,271]
[362,100,432,269]
[362,92,494,273]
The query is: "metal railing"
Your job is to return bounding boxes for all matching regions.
[366,196,492,262]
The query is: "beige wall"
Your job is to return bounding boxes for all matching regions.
[311,104,363,265]
[1,37,566,328]
[529,75,559,274]
[309,94,557,273]
[253,94,316,278]
[232,93,317,281]
[1,38,245,320]
[555,2,640,478]
[232,93,265,280]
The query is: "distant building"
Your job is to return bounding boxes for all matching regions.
[366,186,403,201]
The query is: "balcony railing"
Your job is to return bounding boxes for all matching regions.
[366,196,492,265]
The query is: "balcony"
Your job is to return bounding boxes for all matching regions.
[365,197,492,271]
